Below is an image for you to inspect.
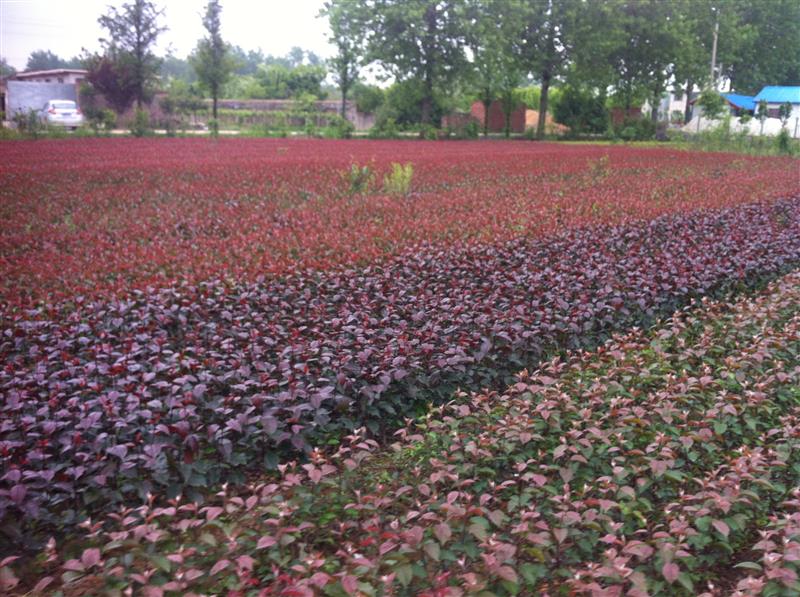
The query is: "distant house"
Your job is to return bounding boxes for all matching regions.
[9,68,87,85]
[651,90,699,122]
[684,85,800,138]
[753,86,800,120]
[721,93,756,114]
[2,68,88,121]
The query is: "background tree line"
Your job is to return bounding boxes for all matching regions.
[10,0,798,136]
[321,0,799,137]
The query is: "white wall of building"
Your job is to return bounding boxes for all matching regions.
[683,113,800,138]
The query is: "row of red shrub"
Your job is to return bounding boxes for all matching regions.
[1,198,799,543]
[2,139,798,307]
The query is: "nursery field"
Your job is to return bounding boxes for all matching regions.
[1,138,799,594]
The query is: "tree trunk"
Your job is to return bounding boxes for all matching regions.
[421,69,434,126]
[212,95,218,120]
[651,88,659,122]
[683,78,693,124]
[420,3,436,127]
[341,84,347,120]
[536,72,550,140]
[483,98,491,136]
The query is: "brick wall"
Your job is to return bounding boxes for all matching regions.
[470,100,527,133]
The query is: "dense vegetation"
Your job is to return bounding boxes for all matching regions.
[4,256,800,595]
[10,0,800,136]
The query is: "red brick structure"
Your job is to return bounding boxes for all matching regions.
[470,100,527,133]
[610,106,644,126]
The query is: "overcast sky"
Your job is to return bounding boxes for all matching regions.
[0,0,333,70]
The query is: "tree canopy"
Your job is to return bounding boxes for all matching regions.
[36,0,800,132]
[191,0,234,120]
[97,0,167,109]
[25,50,83,71]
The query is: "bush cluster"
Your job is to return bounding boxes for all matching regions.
[6,268,800,595]
[2,199,798,544]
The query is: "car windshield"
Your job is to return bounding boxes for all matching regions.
[52,102,76,110]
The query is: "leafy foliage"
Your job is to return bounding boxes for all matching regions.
[697,90,726,121]
[96,0,167,109]
[6,268,800,595]
[382,162,414,195]
[1,195,799,548]
[190,0,234,122]
[1,140,797,308]
[24,50,82,71]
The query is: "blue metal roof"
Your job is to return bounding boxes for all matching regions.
[753,86,800,104]
[722,93,756,111]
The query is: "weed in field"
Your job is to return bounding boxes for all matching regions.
[342,162,376,195]
[383,162,414,195]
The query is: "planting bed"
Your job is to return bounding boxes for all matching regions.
[1,138,797,308]
[5,266,800,596]
[1,138,799,591]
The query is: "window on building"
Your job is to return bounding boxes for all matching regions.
[45,78,51,83]
[767,108,780,118]
[58,77,64,83]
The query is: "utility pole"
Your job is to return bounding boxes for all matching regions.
[710,10,719,89]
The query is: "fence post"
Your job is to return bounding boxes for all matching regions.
[794,116,799,139]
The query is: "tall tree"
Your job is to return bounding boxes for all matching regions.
[84,54,139,113]
[520,0,580,139]
[229,46,265,75]
[465,0,526,136]
[354,0,469,125]
[191,0,233,120]
[98,0,167,109]
[726,0,800,93]
[671,0,745,122]
[288,47,306,69]
[161,53,196,83]
[589,0,680,120]
[322,0,362,119]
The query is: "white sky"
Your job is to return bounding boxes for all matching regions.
[0,0,333,70]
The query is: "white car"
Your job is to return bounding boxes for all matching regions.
[40,100,84,130]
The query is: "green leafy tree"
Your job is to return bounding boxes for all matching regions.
[161,53,196,82]
[606,0,681,120]
[286,65,328,98]
[727,0,800,94]
[464,0,526,137]
[255,63,327,100]
[778,101,793,128]
[287,46,306,69]
[670,1,755,121]
[520,0,581,138]
[25,50,82,71]
[0,57,16,78]
[697,89,726,121]
[257,64,290,98]
[322,0,362,119]
[229,46,265,75]
[191,0,234,121]
[553,86,609,135]
[354,0,469,125]
[98,0,167,109]
[756,98,768,135]
[352,83,384,113]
